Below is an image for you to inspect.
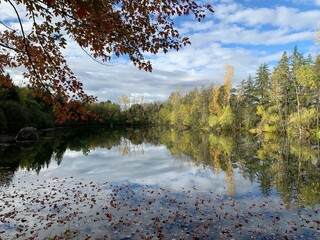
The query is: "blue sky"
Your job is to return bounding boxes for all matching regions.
[1,0,320,103]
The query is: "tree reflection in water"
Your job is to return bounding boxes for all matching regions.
[0,127,319,206]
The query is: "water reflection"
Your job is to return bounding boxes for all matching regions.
[0,127,319,206]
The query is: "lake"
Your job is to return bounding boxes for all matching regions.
[0,127,319,239]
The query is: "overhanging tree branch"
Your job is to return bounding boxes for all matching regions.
[0,42,21,52]
[7,0,55,98]
[80,45,115,66]
[7,0,36,75]
[0,20,16,32]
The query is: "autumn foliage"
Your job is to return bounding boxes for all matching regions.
[0,72,15,89]
[0,0,213,123]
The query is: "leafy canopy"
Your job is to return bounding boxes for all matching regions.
[0,0,213,123]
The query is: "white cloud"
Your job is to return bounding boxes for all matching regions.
[213,4,320,30]
[213,2,242,20]
[181,22,313,46]
[62,38,265,103]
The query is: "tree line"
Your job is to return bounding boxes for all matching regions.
[1,46,320,140]
[157,47,320,140]
[0,73,164,133]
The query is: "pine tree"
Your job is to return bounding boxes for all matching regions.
[254,63,270,106]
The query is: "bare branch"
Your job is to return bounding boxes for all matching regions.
[0,42,21,52]
[7,0,35,73]
[80,45,115,66]
[0,20,16,31]
[7,0,54,97]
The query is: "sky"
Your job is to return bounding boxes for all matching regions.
[1,0,320,103]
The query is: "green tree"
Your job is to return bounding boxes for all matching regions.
[168,90,183,127]
[143,102,162,125]
[0,101,28,133]
[267,51,290,132]
[159,102,172,126]
[182,88,203,128]
[254,63,270,106]
[235,76,258,130]
[128,103,145,125]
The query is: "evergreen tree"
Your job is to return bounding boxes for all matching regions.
[269,51,290,132]
[236,76,259,130]
[254,63,270,106]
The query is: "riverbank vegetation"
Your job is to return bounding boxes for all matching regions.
[0,71,166,133]
[1,47,320,140]
[158,47,320,141]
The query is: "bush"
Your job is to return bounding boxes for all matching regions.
[0,99,54,133]
[209,115,219,128]
[0,101,28,133]
[219,105,234,129]
[209,105,234,130]
[28,108,54,129]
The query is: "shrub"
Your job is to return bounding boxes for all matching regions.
[1,101,28,133]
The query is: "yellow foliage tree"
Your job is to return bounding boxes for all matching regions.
[222,64,234,106]
[209,84,221,115]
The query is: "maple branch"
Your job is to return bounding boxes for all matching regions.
[37,0,87,26]
[30,10,55,64]
[37,0,129,44]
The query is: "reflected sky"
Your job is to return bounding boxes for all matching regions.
[9,140,260,199]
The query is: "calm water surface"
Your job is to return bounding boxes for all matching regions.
[0,127,319,239]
